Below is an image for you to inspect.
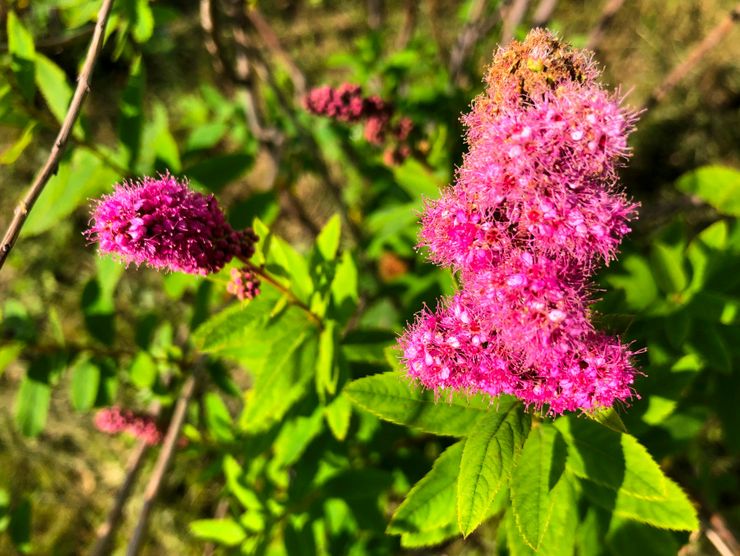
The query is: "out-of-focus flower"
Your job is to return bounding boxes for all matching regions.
[87,173,257,275]
[94,406,163,446]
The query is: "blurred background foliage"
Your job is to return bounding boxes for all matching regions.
[0,0,739,554]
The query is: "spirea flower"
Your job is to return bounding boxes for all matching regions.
[304,84,414,162]
[227,267,261,301]
[399,29,640,415]
[94,406,163,446]
[87,173,257,275]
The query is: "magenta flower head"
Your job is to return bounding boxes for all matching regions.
[87,173,257,275]
[399,30,640,415]
[95,406,163,446]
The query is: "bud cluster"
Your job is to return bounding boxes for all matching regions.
[94,406,163,446]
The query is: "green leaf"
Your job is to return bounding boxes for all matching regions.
[204,392,234,443]
[7,11,36,101]
[581,476,698,531]
[242,331,318,432]
[676,165,740,216]
[23,148,118,236]
[223,456,261,511]
[650,242,688,295]
[129,352,157,389]
[510,425,570,550]
[8,498,31,554]
[586,407,628,434]
[324,393,352,441]
[132,0,154,43]
[392,158,444,198]
[344,371,493,436]
[457,400,530,536]
[389,442,463,534]
[70,357,100,411]
[316,320,339,397]
[138,102,181,172]
[399,523,459,549]
[554,417,667,500]
[272,409,324,467]
[316,214,341,261]
[0,123,36,165]
[266,235,313,303]
[34,54,73,125]
[193,288,279,352]
[189,519,247,546]
[603,254,659,312]
[604,516,681,556]
[15,377,51,437]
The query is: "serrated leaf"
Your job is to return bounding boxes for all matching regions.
[273,409,324,467]
[581,476,698,531]
[676,165,740,216]
[241,331,318,432]
[457,400,530,536]
[344,371,492,436]
[554,417,667,500]
[193,288,279,352]
[189,519,246,546]
[389,442,463,534]
[399,523,459,549]
[586,407,627,434]
[510,424,570,550]
[70,357,100,411]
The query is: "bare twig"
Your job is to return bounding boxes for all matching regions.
[501,0,530,45]
[89,442,150,556]
[395,0,419,50]
[243,260,323,329]
[0,0,115,271]
[367,0,385,31]
[585,0,625,51]
[449,0,502,85]
[243,17,362,243]
[125,372,200,556]
[709,513,740,555]
[705,527,735,556]
[644,3,740,110]
[531,0,558,28]
[245,7,307,99]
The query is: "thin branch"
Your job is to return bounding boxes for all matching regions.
[531,0,558,28]
[125,372,200,556]
[644,3,740,110]
[709,513,740,555]
[449,0,502,85]
[243,260,323,329]
[705,526,736,556]
[366,0,385,31]
[0,0,116,271]
[245,7,307,99]
[501,0,530,45]
[585,0,625,51]
[89,442,150,556]
[395,0,419,50]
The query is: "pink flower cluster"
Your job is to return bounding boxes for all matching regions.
[94,406,163,445]
[87,174,257,275]
[304,83,414,162]
[400,30,640,415]
[226,267,261,301]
